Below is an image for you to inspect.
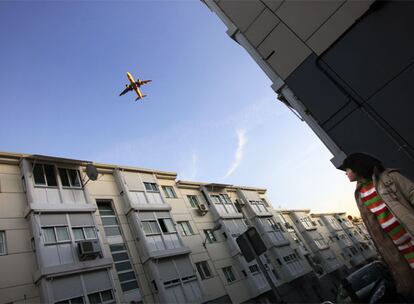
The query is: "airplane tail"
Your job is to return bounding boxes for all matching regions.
[135,95,147,101]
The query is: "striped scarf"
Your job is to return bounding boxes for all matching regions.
[359,181,414,269]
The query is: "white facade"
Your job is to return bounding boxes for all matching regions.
[0,152,376,303]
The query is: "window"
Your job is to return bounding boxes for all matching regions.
[87,289,115,304]
[59,168,81,188]
[222,266,236,283]
[162,186,177,198]
[187,195,199,208]
[220,194,232,204]
[33,164,57,186]
[318,220,324,226]
[249,200,268,213]
[211,194,237,214]
[327,216,342,230]
[72,227,97,241]
[157,218,175,233]
[314,238,328,249]
[142,221,161,235]
[204,229,217,243]
[249,264,260,273]
[283,253,303,274]
[196,261,212,280]
[300,217,314,229]
[178,221,194,236]
[42,226,70,244]
[144,182,158,192]
[55,296,84,304]
[349,246,358,256]
[110,244,139,292]
[97,202,121,237]
[0,231,6,255]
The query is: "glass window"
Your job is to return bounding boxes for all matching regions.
[33,164,46,185]
[73,228,85,241]
[68,169,81,187]
[104,227,121,237]
[71,298,84,304]
[34,164,57,186]
[88,289,115,304]
[163,219,175,232]
[43,227,57,243]
[56,226,70,242]
[100,290,113,301]
[88,292,102,304]
[109,244,125,252]
[162,186,177,198]
[0,231,6,255]
[59,168,81,188]
[44,165,58,186]
[118,271,136,281]
[121,280,139,292]
[211,195,221,204]
[222,266,236,283]
[55,297,84,304]
[58,168,70,187]
[196,261,212,280]
[158,218,175,233]
[101,217,117,226]
[84,227,96,239]
[178,221,194,236]
[142,221,160,235]
[187,195,199,208]
[97,204,115,215]
[115,261,133,272]
[144,182,158,192]
[109,243,139,292]
[112,252,129,262]
[220,194,231,204]
[43,227,71,244]
[97,201,121,237]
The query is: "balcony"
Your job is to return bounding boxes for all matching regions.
[267,231,290,248]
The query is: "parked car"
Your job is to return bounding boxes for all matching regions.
[327,261,398,303]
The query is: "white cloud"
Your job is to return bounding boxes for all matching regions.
[188,151,198,180]
[224,129,247,178]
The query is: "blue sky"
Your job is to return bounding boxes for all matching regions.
[0,1,358,215]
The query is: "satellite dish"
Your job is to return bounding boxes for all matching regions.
[86,164,98,181]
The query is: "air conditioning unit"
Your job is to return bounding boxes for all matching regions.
[197,203,208,215]
[77,240,101,261]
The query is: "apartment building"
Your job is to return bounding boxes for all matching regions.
[280,210,343,277]
[0,152,374,303]
[202,0,414,178]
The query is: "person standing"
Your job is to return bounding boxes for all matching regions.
[339,153,414,300]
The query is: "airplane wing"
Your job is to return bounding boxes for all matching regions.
[138,80,152,85]
[119,86,132,96]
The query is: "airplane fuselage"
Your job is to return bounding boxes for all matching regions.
[126,72,143,99]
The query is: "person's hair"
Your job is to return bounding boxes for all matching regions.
[340,153,385,180]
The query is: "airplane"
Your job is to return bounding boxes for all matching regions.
[119,72,152,101]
